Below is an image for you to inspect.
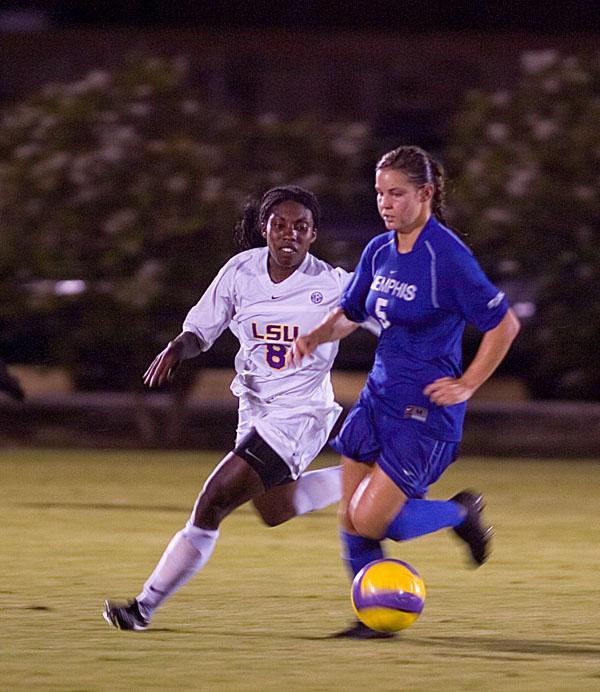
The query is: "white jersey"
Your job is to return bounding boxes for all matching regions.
[183,247,350,407]
[182,247,352,476]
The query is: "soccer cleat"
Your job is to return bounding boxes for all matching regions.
[451,490,493,566]
[329,620,396,639]
[102,599,149,631]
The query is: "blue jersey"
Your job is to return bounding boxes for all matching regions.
[340,215,508,441]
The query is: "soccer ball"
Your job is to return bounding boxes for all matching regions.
[351,558,426,632]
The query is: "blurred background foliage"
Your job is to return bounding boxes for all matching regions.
[0,56,372,391]
[0,50,599,399]
[449,51,600,399]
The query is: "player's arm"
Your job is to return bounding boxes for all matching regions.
[145,258,237,388]
[423,308,521,406]
[289,307,358,366]
[334,266,380,338]
[143,331,206,388]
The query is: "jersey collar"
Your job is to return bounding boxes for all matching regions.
[399,215,438,255]
[258,247,312,295]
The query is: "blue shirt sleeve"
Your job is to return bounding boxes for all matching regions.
[439,248,508,332]
[339,238,379,322]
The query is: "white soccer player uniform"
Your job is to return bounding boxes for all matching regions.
[183,247,352,479]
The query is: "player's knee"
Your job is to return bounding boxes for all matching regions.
[350,504,384,540]
[192,481,234,528]
[260,515,281,528]
[256,506,289,527]
[252,490,296,527]
[338,503,356,533]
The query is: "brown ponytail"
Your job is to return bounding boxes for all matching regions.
[429,158,449,226]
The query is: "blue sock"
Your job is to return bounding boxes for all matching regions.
[340,530,385,579]
[384,499,466,541]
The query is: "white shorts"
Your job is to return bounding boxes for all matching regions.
[235,395,343,480]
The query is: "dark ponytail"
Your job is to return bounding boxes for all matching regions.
[428,158,449,227]
[233,185,321,251]
[233,199,265,250]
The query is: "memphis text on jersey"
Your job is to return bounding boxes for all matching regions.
[370,275,417,301]
[252,322,300,370]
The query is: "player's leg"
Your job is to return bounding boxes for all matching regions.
[334,459,472,640]
[349,463,409,539]
[250,401,343,525]
[252,465,342,526]
[383,432,492,564]
[103,451,264,630]
[351,429,491,565]
[347,418,464,540]
[104,429,290,630]
[331,456,396,640]
[381,486,492,566]
[350,464,466,542]
[338,456,387,578]
[326,401,389,581]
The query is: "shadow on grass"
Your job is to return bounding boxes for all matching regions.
[18,501,325,517]
[0,605,52,611]
[411,635,600,657]
[193,630,600,657]
[20,501,190,513]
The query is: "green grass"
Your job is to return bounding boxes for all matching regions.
[1,449,599,691]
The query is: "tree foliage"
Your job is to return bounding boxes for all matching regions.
[0,57,372,390]
[448,50,600,399]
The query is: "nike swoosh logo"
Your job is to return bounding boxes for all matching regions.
[271,295,282,300]
[244,448,266,465]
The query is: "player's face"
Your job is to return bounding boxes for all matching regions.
[375,168,433,236]
[263,200,316,282]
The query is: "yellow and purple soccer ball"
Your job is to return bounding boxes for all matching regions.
[351,558,426,632]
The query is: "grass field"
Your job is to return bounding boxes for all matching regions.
[1,448,599,691]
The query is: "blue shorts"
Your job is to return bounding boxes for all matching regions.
[330,397,459,498]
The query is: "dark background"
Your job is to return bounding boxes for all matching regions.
[2,0,599,32]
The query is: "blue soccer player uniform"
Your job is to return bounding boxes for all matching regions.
[330,215,511,635]
[332,215,508,498]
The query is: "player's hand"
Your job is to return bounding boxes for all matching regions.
[423,377,476,406]
[143,342,184,387]
[287,335,319,367]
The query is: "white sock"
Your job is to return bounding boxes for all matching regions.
[136,521,219,619]
[292,466,342,515]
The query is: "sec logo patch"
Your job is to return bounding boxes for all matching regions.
[310,291,324,304]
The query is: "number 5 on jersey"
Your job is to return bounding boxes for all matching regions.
[375,298,391,329]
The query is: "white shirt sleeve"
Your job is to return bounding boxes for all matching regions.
[182,259,237,352]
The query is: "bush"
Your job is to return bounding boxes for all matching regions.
[448,50,600,399]
[0,56,372,390]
